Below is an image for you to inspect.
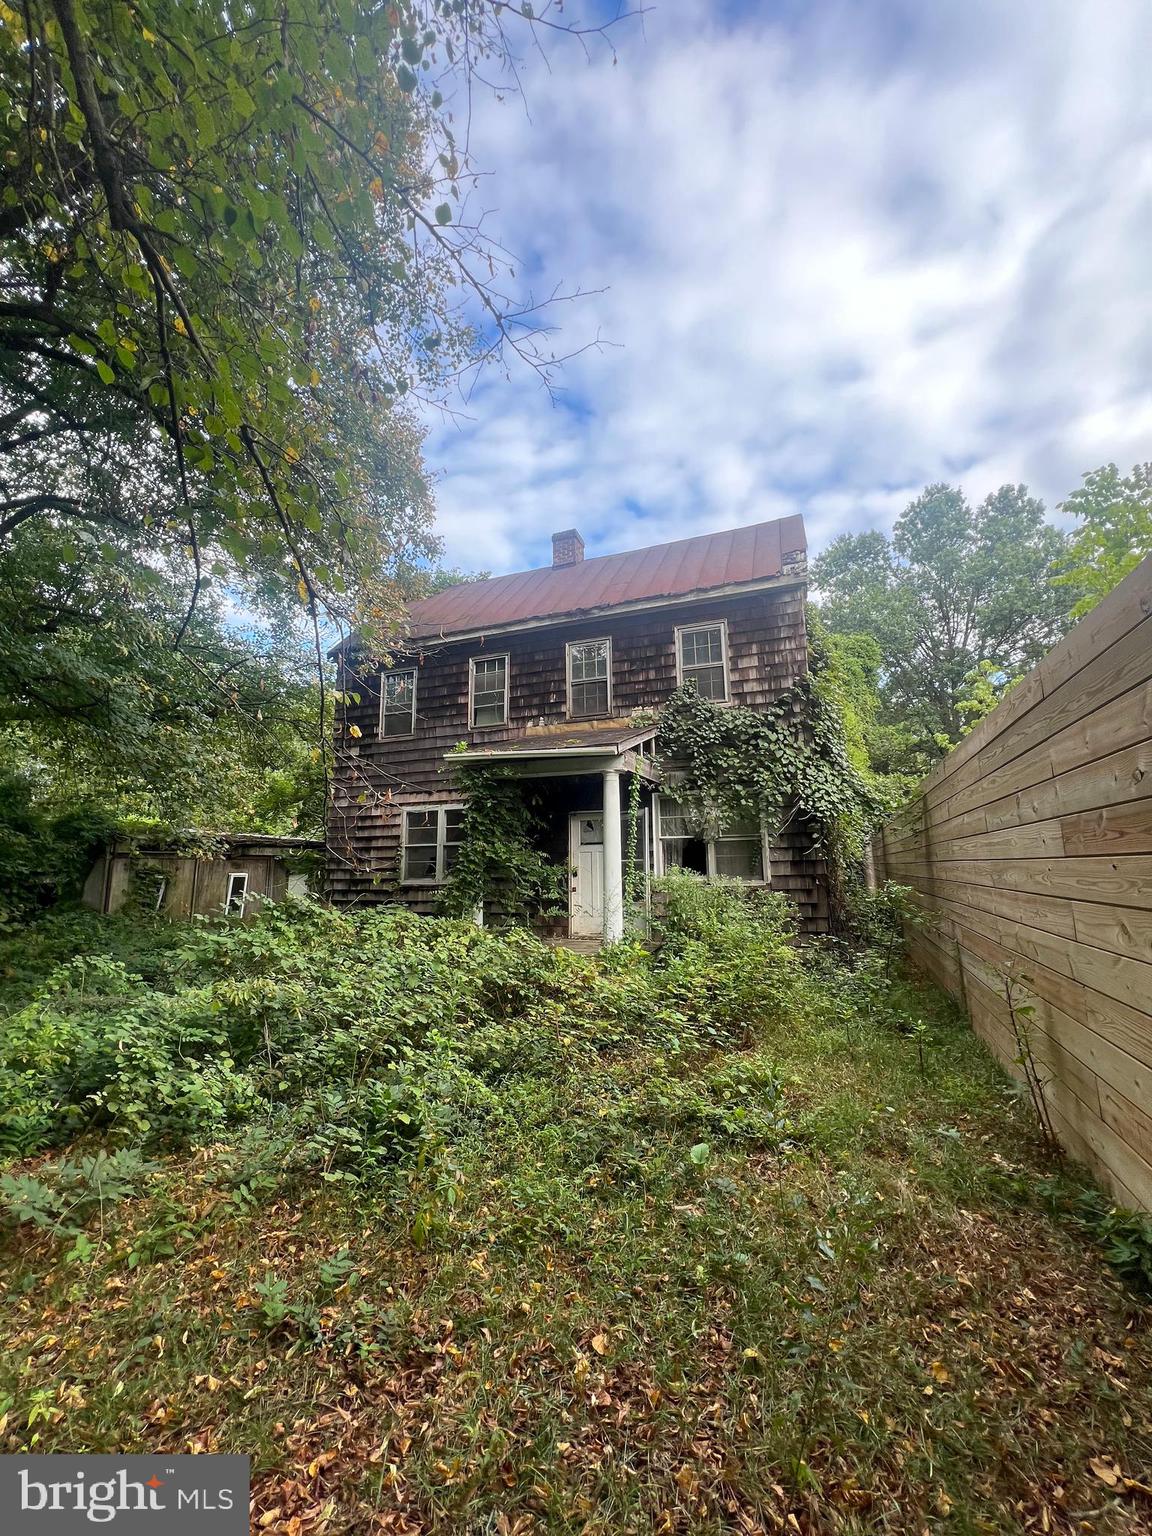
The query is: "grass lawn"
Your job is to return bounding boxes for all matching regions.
[1,910,1151,1533]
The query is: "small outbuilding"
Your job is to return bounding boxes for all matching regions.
[83,832,322,921]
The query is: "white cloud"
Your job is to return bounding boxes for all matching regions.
[421,0,1152,572]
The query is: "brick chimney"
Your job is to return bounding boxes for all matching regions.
[551,528,585,568]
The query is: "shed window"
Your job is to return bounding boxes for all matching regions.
[379,667,417,737]
[402,805,465,884]
[225,871,249,914]
[677,622,729,701]
[567,638,611,717]
[469,654,509,728]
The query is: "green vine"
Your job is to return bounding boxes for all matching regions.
[438,758,566,927]
[656,680,880,868]
[623,768,644,921]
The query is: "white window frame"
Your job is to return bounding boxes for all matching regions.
[674,619,731,703]
[401,803,466,886]
[468,653,510,729]
[153,875,168,913]
[225,871,249,914]
[653,793,771,885]
[378,666,418,739]
[565,636,613,719]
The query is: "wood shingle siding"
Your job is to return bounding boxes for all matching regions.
[327,584,827,928]
[876,554,1152,1210]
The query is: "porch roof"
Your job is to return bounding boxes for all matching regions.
[446,720,659,775]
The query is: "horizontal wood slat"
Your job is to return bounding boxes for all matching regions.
[880,555,1152,1211]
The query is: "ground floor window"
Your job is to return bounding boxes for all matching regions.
[655,796,768,883]
[402,804,465,884]
[225,871,249,913]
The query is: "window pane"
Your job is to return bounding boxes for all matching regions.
[405,811,437,844]
[472,656,507,725]
[443,808,465,837]
[721,813,761,838]
[660,838,689,868]
[570,641,608,680]
[659,800,690,838]
[570,678,609,716]
[443,844,461,873]
[685,663,727,700]
[381,668,416,736]
[579,816,603,845]
[680,627,723,666]
[713,839,763,880]
[403,847,438,881]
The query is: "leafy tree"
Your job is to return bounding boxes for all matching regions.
[812,483,1075,750]
[0,513,325,833]
[1,0,620,651]
[807,620,928,809]
[1056,462,1152,619]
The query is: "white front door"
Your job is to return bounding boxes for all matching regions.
[569,814,605,938]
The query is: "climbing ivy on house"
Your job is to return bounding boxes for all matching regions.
[438,760,567,927]
[656,679,880,866]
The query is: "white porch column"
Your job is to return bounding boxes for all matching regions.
[602,765,625,943]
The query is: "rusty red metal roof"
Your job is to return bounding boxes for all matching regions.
[406,514,806,639]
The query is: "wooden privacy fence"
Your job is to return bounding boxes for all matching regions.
[875,554,1152,1210]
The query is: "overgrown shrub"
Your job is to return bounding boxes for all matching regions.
[1,886,809,1181]
[652,871,805,1040]
[0,769,113,926]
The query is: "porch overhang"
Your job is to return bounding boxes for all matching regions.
[445,723,661,783]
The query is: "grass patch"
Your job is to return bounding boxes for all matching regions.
[2,887,1151,1533]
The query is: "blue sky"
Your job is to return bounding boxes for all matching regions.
[421,0,1152,576]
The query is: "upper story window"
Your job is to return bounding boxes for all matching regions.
[567,638,612,718]
[676,621,729,701]
[379,667,417,738]
[402,805,465,884]
[469,654,509,728]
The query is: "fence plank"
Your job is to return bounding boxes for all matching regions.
[881,555,1152,1210]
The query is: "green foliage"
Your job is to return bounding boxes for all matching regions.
[0,0,608,648]
[806,617,930,799]
[652,872,805,1041]
[0,1147,160,1239]
[0,886,808,1183]
[0,767,113,924]
[657,679,880,864]
[0,519,327,833]
[812,482,1076,751]
[438,763,567,926]
[954,659,1020,738]
[1056,461,1152,619]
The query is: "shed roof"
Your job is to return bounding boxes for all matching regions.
[405,513,806,641]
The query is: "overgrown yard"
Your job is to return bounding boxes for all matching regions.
[2,882,1151,1534]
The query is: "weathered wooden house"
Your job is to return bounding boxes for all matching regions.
[328,514,827,939]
